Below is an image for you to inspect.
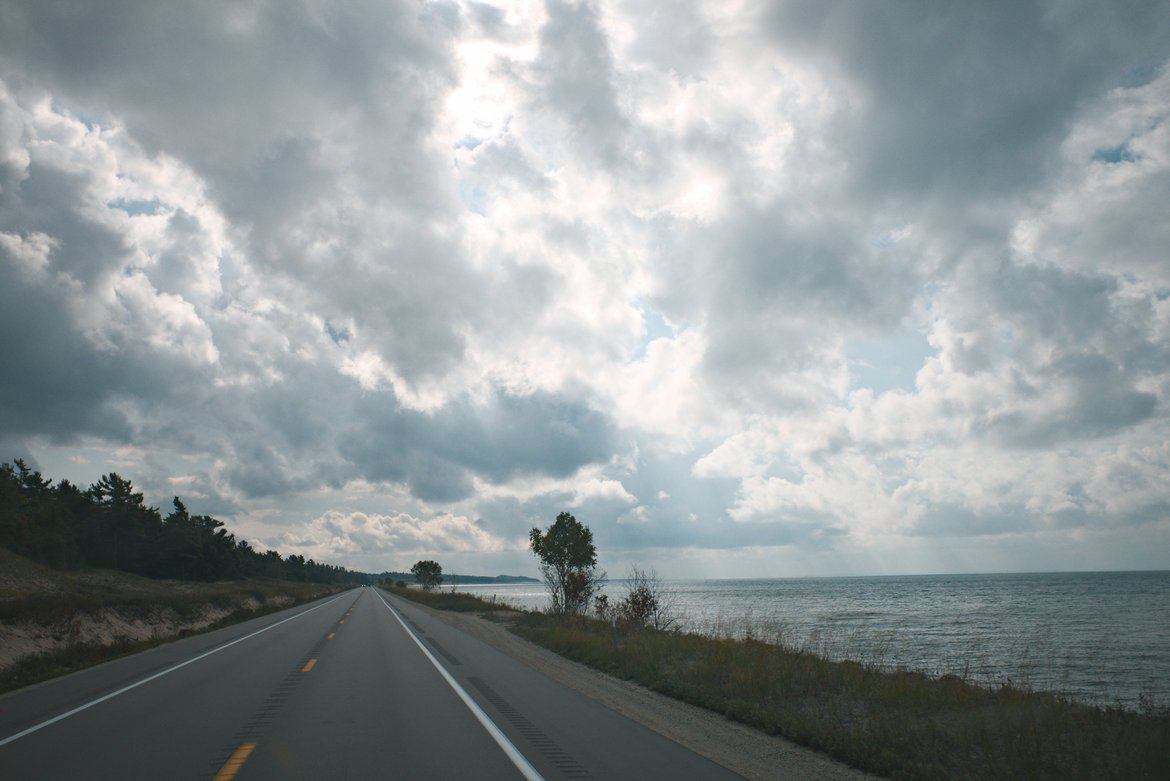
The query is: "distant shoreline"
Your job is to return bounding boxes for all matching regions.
[382,573,540,585]
[445,574,540,585]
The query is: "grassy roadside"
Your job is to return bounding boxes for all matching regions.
[0,550,347,694]
[390,587,1169,781]
[381,584,518,614]
[381,584,524,621]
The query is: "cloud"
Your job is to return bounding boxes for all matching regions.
[525,0,640,169]
[762,1,1170,201]
[340,388,619,502]
[0,86,222,441]
[1,1,1168,577]
[273,509,517,569]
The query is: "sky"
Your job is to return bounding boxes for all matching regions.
[1,1,1168,579]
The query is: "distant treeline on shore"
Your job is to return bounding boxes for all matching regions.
[380,572,539,585]
[0,459,366,584]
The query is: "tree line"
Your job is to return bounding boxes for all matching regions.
[0,460,366,584]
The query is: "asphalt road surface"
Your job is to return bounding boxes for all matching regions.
[0,587,747,780]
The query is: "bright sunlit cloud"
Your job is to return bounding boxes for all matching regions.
[1,1,1168,577]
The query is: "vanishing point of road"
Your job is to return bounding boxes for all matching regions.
[0,587,746,779]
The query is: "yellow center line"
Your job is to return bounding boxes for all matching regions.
[302,658,318,672]
[338,619,345,624]
[327,632,336,639]
[213,742,256,781]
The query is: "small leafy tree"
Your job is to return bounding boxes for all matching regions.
[529,512,604,615]
[411,559,443,590]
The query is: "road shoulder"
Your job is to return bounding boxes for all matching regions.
[410,602,883,781]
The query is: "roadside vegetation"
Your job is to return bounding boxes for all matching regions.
[512,611,1169,781]
[0,458,370,694]
[0,460,367,584]
[529,512,604,615]
[410,559,444,590]
[0,547,345,693]
[400,511,1170,781]
[381,583,513,613]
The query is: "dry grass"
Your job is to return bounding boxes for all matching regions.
[384,584,519,615]
[0,548,345,693]
[510,613,1170,781]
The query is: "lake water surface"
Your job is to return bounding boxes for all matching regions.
[456,570,1170,710]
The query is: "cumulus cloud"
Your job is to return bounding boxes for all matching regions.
[287,510,511,555]
[1,1,1168,577]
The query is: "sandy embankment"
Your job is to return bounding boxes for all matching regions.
[417,604,883,781]
[0,548,313,677]
[0,596,285,672]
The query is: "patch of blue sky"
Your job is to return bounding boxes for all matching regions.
[761,453,804,483]
[631,302,675,361]
[1092,144,1136,164]
[56,103,106,132]
[847,325,935,395]
[107,198,165,217]
[1118,62,1161,89]
[457,179,488,215]
[325,320,352,345]
[869,224,915,255]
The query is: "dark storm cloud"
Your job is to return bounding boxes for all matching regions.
[0,58,624,508]
[342,389,619,501]
[0,113,210,442]
[989,263,1119,346]
[529,0,631,165]
[4,159,129,286]
[763,0,1170,200]
[439,391,619,481]
[465,1,511,39]
[0,262,133,440]
[650,201,918,410]
[0,1,456,183]
[1,0,1167,575]
[947,261,1166,447]
[983,354,1158,448]
[912,503,1038,538]
[0,0,479,385]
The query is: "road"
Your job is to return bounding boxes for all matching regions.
[0,587,746,780]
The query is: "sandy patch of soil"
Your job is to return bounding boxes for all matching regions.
[0,597,288,672]
[0,606,213,669]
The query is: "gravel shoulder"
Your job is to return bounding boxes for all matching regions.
[420,605,884,781]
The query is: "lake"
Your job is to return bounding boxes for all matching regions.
[454,570,1170,710]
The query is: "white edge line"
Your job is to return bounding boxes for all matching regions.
[0,590,352,748]
[374,589,545,781]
